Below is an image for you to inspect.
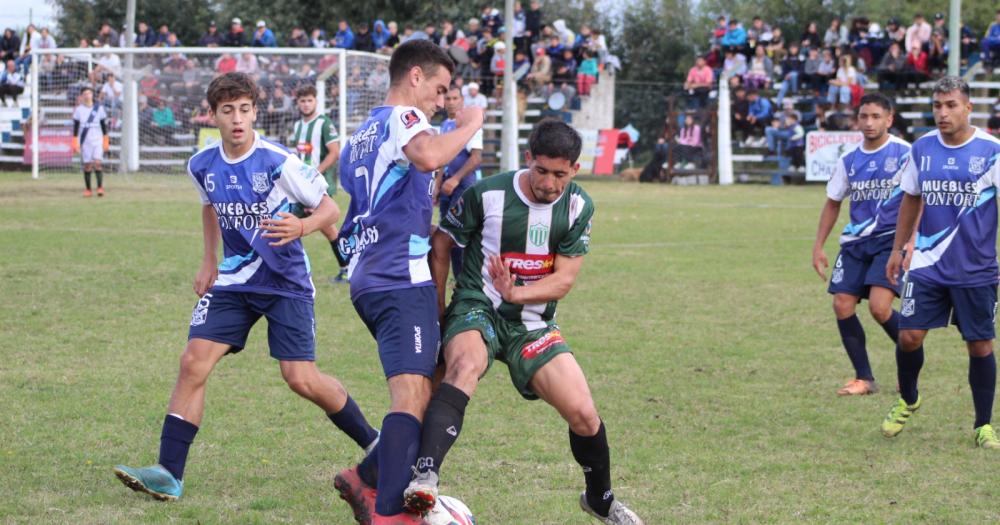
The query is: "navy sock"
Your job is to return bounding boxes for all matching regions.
[415,382,469,475]
[969,353,996,428]
[358,444,378,487]
[83,171,91,190]
[837,315,873,380]
[879,310,900,344]
[95,170,103,188]
[570,422,613,518]
[158,415,198,480]
[327,396,378,451]
[896,345,924,405]
[375,412,421,516]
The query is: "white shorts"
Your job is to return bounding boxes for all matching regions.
[81,141,103,164]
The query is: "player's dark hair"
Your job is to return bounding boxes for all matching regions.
[389,39,455,87]
[296,84,317,99]
[528,119,583,164]
[933,76,970,100]
[206,72,259,111]
[80,86,93,94]
[858,93,893,114]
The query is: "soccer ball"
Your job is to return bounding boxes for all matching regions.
[425,495,476,525]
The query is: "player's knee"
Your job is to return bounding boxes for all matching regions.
[968,340,994,358]
[564,400,601,436]
[444,351,487,386]
[868,301,892,324]
[832,295,857,318]
[178,349,213,382]
[281,367,317,397]
[899,331,924,351]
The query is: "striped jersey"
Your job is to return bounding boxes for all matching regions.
[900,128,1000,287]
[440,170,594,331]
[187,131,329,301]
[290,114,338,169]
[826,135,911,246]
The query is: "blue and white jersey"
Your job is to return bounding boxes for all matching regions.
[338,105,437,301]
[188,132,329,301]
[826,135,911,246]
[900,128,1000,287]
[440,118,483,194]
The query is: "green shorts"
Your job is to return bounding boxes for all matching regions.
[442,296,571,400]
[323,168,337,196]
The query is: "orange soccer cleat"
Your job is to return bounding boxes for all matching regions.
[837,378,879,396]
[83,189,93,197]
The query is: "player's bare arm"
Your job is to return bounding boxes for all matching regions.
[430,229,456,315]
[403,105,484,172]
[812,198,842,280]
[194,204,221,296]
[489,253,585,305]
[261,195,340,247]
[886,193,922,286]
[442,149,483,196]
[317,141,341,176]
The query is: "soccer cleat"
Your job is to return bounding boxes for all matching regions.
[975,424,1000,449]
[402,469,439,516]
[881,396,922,438]
[334,466,377,525]
[112,464,183,501]
[579,492,645,525]
[83,189,93,197]
[330,268,349,285]
[837,379,879,396]
[97,187,105,197]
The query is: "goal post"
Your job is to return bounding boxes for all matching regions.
[30,47,390,178]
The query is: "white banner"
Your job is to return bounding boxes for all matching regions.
[805,131,863,182]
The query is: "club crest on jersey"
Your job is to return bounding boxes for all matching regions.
[528,222,550,247]
[883,156,898,173]
[401,109,421,129]
[969,156,986,175]
[251,171,270,193]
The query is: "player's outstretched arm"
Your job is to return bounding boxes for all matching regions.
[430,230,455,316]
[194,204,220,296]
[812,198,842,281]
[404,106,484,172]
[488,253,584,305]
[887,193,922,286]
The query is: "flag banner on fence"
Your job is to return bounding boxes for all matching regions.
[24,128,74,166]
[577,129,599,175]
[594,129,619,176]
[805,131,863,182]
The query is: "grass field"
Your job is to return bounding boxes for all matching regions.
[2,172,998,524]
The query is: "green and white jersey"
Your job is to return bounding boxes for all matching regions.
[290,114,338,168]
[440,169,594,330]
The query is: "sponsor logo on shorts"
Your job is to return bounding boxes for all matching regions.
[414,325,423,353]
[521,330,564,359]
[901,298,916,317]
[401,109,421,129]
[191,293,212,326]
[501,252,555,282]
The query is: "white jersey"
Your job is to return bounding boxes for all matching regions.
[73,104,108,145]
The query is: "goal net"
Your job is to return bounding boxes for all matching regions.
[30,47,390,176]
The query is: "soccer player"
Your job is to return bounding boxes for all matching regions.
[112,72,379,501]
[72,86,110,197]
[812,93,912,396]
[288,84,350,283]
[882,76,1000,449]
[434,85,483,276]
[403,120,644,525]
[331,40,484,525]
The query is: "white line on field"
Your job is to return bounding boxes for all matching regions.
[0,224,198,237]
[600,237,814,249]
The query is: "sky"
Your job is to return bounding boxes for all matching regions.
[1,0,57,31]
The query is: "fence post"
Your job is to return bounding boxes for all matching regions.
[716,75,733,185]
[31,50,39,179]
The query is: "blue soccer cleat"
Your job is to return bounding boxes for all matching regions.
[113,464,183,501]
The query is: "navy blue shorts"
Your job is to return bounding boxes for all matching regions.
[188,290,316,361]
[899,276,998,341]
[827,235,900,299]
[353,286,440,379]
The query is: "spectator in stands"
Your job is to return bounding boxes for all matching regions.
[824,17,848,48]
[0,59,24,107]
[684,55,714,108]
[673,113,703,169]
[386,21,401,48]
[35,27,57,72]
[334,20,355,49]
[512,2,529,52]
[576,49,598,96]
[827,54,858,107]
[987,101,1000,136]
[163,32,181,48]
[767,27,786,61]
[463,81,488,109]
[722,48,747,80]
[215,53,237,73]
[265,84,293,136]
[731,86,751,143]
[100,71,123,116]
[982,10,1000,67]
[553,47,577,89]
[545,35,564,60]
[884,18,905,48]
[310,28,327,48]
[786,113,805,169]
[252,21,276,47]
[235,52,259,75]
[959,23,978,63]
[776,43,804,104]
[439,20,465,49]
[96,22,119,48]
[526,0,543,44]
[904,41,929,88]
[927,32,948,72]
[198,21,223,47]
[721,19,747,50]
[526,46,551,94]
[422,23,439,44]
[224,18,246,47]
[150,98,177,144]
[816,48,836,92]
[905,14,931,55]
[746,17,770,49]
[135,21,156,47]
[189,99,213,133]
[355,23,375,52]
[482,5,503,34]
[155,24,171,46]
[1,29,19,63]
[745,45,773,89]
[745,89,773,146]
[800,46,822,91]
[877,42,906,91]
[287,27,309,47]
[372,20,391,51]
[932,13,948,39]
[16,25,37,74]
[367,60,389,90]
[800,21,821,50]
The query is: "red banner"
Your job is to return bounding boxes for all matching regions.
[24,128,74,166]
[593,129,618,175]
